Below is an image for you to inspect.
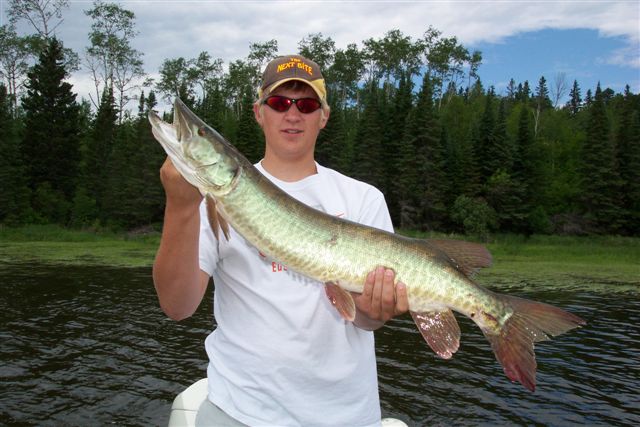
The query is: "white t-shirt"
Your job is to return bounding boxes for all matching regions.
[199,162,394,427]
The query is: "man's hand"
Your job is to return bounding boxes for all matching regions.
[159,157,202,208]
[352,266,409,330]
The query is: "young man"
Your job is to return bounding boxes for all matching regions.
[153,54,409,426]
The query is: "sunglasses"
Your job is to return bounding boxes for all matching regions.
[262,95,322,114]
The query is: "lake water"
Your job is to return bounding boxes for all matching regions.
[1,263,638,426]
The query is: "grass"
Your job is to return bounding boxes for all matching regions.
[0,224,160,268]
[399,230,640,289]
[1,225,639,287]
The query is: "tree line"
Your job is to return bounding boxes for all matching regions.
[1,1,638,237]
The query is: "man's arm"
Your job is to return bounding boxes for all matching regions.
[153,158,210,321]
[352,267,409,331]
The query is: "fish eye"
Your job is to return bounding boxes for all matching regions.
[198,126,206,137]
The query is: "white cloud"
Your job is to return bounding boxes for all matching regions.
[5,0,638,107]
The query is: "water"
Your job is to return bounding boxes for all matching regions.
[1,263,639,426]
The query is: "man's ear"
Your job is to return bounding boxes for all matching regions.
[253,102,263,127]
[320,109,330,129]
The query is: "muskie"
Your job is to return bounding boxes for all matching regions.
[149,99,585,392]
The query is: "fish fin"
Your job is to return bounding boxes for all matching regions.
[410,309,461,359]
[481,294,586,392]
[325,282,356,322]
[426,239,492,277]
[205,194,230,241]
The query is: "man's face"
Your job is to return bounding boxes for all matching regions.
[254,83,328,163]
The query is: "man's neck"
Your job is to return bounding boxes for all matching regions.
[260,155,318,182]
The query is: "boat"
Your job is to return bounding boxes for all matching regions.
[168,378,409,426]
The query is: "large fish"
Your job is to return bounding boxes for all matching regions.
[149,99,585,392]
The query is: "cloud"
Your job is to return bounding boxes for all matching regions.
[5,0,638,107]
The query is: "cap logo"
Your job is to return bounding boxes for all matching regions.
[276,57,314,77]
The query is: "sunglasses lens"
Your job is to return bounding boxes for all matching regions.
[264,96,322,114]
[296,98,322,114]
[265,96,292,112]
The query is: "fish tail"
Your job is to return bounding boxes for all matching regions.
[481,294,585,391]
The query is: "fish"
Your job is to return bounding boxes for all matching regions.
[149,99,585,392]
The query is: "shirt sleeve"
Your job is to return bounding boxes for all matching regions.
[198,200,219,277]
[357,187,394,233]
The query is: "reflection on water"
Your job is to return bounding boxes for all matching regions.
[1,263,639,426]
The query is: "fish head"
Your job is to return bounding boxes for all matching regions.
[149,99,249,195]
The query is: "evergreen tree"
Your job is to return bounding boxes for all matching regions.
[614,86,640,234]
[316,93,348,172]
[473,87,496,185]
[235,87,263,163]
[383,72,413,223]
[85,86,118,219]
[580,83,623,232]
[534,76,552,110]
[567,80,582,115]
[135,90,166,225]
[400,75,447,230]
[511,104,536,233]
[0,83,32,224]
[352,83,385,191]
[21,37,81,223]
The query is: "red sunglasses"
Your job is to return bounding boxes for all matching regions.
[262,95,322,114]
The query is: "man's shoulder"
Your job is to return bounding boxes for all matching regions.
[317,164,384,199]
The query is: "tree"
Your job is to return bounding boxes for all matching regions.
[551,72,568,109]
[21,37,81,222]
[0,83,32,224]
[156,57,196,102]
[399,75,447,229]
[298,33,335,72]
[247,39,278,89]
[614,86,640,233]
[8,0,69,38]
[473,88,496,184]
[235,88,263,163]
[533,76,552,137]
[567,80,582,115]
[352,83,384,190]
[329,43,364,110]
[511,104,537,233]
[0,25,34,113]
[579,83,623,232]
[85,86,117,218]
[84,0,144,116]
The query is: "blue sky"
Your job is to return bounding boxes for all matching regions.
[473,28,639,99]
[2,1,638,111]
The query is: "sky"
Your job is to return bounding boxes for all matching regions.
[2,0,639,112]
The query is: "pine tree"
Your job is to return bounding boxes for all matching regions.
[400,75,447,230]
[580,83,623,233]
[534,76,552,111]
[0,84,32,224]
[235,87,263,163]
[21,37,81,223]
[352,83,385,191]
[316,93,348,172]
[511,104,536,233]
[383,73,413,223]
[85,86,118,218]
[614,86,640,234]
[474,87,496,185]
[567,80,582,115]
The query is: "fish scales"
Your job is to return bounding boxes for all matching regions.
[149,99,585,392]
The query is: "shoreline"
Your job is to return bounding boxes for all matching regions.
[1,225,638,285]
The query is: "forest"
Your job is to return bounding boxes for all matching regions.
[1,1,639,238]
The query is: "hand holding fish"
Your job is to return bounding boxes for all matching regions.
[353,267,409,330]
[159,157,203,209]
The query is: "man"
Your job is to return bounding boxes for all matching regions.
[153,54,409,426]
